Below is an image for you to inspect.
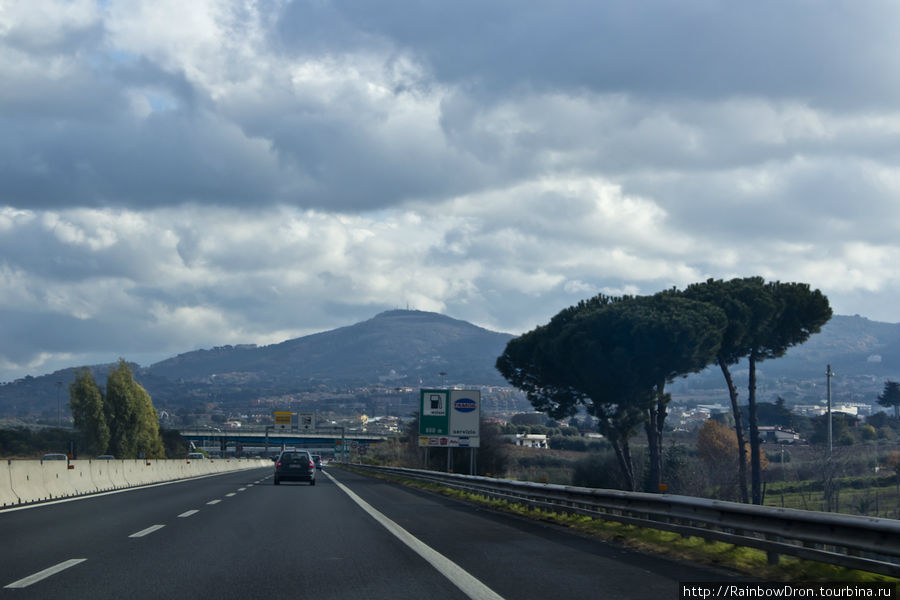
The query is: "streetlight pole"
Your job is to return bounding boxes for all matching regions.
[826,364,834,457]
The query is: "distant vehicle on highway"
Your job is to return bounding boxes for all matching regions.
[312,454,323,470]
[95,455,115,460]
[274,450,315,486]
[187,452,205,460]
[41,453,67,461]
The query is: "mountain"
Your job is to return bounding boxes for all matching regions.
[668,314,900,404]
[2,311,900,419]
[149,309,513,387]
[766,314,900,378]
[0,310,514,416]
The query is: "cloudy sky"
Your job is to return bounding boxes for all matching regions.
[2,0,900,382]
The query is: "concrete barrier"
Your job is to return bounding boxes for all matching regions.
[0,461,19,507]
[41,460,72,499]
[133,460,154,485]
[65,461,97,496]
[186,458,214,476]
[9,460,49,504]
[89,460,115,492]
[155,459,178,482]
[106,459,128,489]
[120,459,139,487]
[1,458,269,508]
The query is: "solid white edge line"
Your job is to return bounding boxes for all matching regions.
[5,558,87,589]
[324,471,505,600]
[178,510,199,518]
[129,524,165,538]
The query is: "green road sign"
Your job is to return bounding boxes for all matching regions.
[418,389,481,447]
[419,389,449,435]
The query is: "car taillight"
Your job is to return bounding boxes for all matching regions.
[308,461,314,468]
[276,461,282,468]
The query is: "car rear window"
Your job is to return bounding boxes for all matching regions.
[283,453,307,463]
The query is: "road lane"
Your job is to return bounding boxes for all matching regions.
[324,467,742,600]
[0,468,272,595]
[0,464,742,599]
[1,466,474,600]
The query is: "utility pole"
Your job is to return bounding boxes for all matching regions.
[826,364,834,457]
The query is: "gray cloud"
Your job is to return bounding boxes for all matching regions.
[318,1,900,106]
[1,1,900,381]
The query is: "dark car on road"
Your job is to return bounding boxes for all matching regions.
[312,454,323,470]
[274,450,316,485]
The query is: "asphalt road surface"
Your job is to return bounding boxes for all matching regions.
[0,466,741,599]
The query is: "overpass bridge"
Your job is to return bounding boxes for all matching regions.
[178,428,387,458]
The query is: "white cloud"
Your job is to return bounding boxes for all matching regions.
[2,0,900,381]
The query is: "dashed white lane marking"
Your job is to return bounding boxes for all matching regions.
[4,558,87,589]
[207,499,222,505]
[225,492,236,497]
[129,524,165,538]
[178,510,199,518]
[238,487,247,491]
[325,471,505,600]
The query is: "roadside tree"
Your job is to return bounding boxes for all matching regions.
[683,278,831,505]
[69,368,110,456]
[744,281,831,504]
[696,419,744,500]
[75,359,166,459]
[877,380,900,420]
[497,292,726,492]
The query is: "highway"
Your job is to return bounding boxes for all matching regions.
[0,466,740,599]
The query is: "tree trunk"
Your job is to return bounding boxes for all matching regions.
[748,355,762,505]
[644,384,668,493]
[644,413,659,493]
[720,361,749,503]
[621,438,635,492]
[609,435,636,491]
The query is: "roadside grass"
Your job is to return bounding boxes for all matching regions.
[341,465,899,588]
[765,478,900,519]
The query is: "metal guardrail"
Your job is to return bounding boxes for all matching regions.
[349,464,900,578]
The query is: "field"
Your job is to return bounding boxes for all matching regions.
[368,432,900,519]
[501,441,900,519]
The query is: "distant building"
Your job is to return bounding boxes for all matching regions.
[503,433,549,448]
[792,404,866,417]
[758,426,801,444]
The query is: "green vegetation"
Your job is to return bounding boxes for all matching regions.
[69,360,166,458]
[496,277,832,503]
[0,424,185,460]
[0,426,78,458]
[877,381,900,420]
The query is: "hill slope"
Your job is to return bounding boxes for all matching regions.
[148,309,513,388]
[2,311,899,418]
